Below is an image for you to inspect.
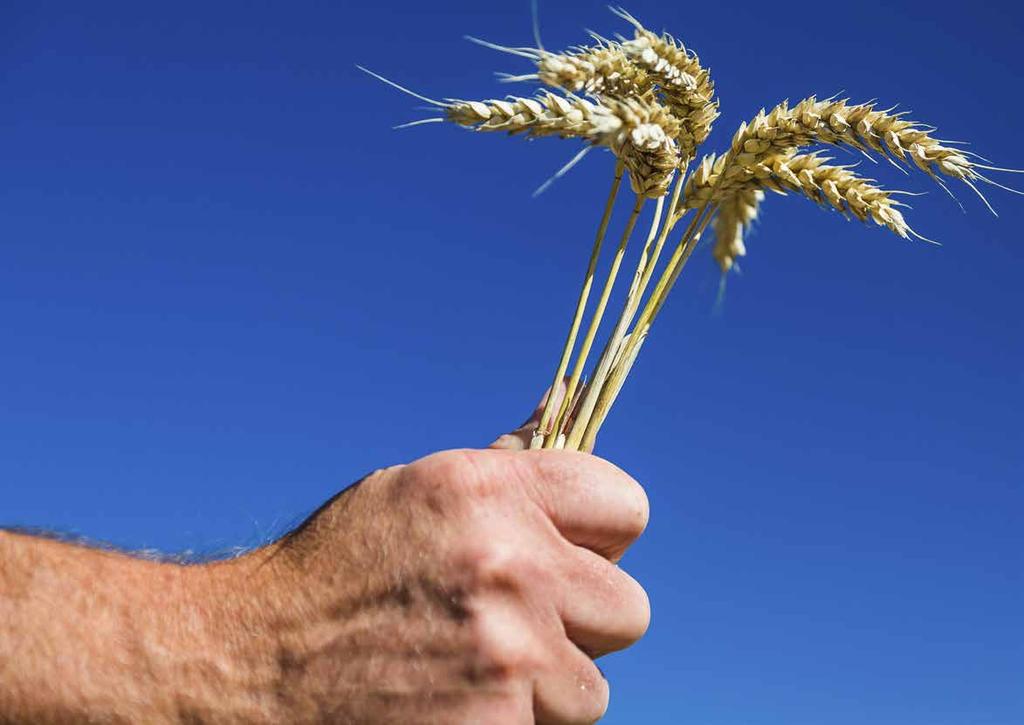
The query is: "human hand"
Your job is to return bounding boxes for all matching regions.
[244,397,650,723]
[0,393,649,725]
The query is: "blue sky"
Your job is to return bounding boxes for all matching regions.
[2,1,1021,722]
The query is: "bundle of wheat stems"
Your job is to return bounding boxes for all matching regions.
[362,8,1020,452]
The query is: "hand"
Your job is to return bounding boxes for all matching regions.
[0,392,649,725]
[244,398,650,723]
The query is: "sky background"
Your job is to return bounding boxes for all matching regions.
[2,1,1021,722]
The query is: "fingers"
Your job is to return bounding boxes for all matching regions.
[399,447,648,721]
[556,546,650,658]
[533,638,609,725]
[515,450,649,562]
[490,382,568,451]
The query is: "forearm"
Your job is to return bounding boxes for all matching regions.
[0,530,280,723]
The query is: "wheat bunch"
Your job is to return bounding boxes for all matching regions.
[361,8,1021,453]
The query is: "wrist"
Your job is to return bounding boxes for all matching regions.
[165,546,288,723]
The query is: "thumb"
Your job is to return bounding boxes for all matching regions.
[489,380,568,451]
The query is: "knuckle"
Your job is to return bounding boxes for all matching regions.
[465,609,541,684]
[458,538,541,593]
[399,448,497,505]
[416,449,484,490]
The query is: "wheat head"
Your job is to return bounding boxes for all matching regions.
[688,150,915,270]
[606,96,681,197]
[613,9,719,162]
[714,97,991,203]
[448,92,680,198]
[535,45,654,99]
[445,93,623,139]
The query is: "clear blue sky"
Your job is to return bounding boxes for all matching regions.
[2,1,1021,722]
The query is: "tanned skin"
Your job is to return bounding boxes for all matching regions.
[0,399,650,723]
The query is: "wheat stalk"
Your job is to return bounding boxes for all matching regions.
[546,194,646,447]
[532,161,626,448]
[554,194,665,447]
[550,173,686,447]
[570,203,717,451]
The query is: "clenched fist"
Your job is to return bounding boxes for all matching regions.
[0,401,649,724]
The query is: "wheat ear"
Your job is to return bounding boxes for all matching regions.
[686,150,919,270]
[611,8,719,162]
[447,92,680,198]
[531,44,655,100]
[712,96,1015,211]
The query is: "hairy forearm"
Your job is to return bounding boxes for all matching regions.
[0,530,281,723]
